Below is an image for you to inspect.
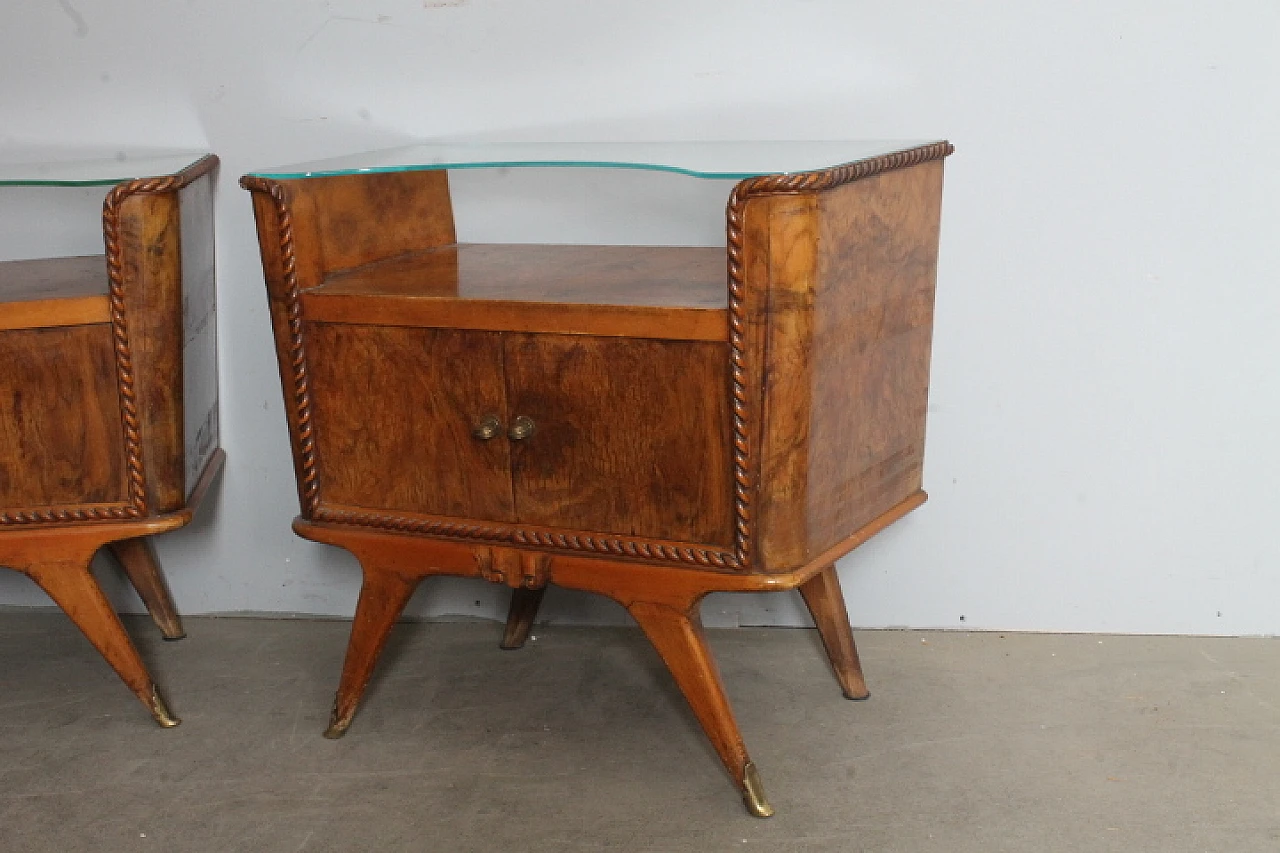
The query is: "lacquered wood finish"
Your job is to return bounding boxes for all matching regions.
[108,536,185,640]
[0,255,109,330]
[504,332,734,545]
[798,563,869,700]
[0,324,127,508]
[1,155,222,724]
[307,324,514,520]
[0,449,223,726]
[753,161,945,569]
[500,586,545,650]
[242,143,951,814]
[303,244,727,341]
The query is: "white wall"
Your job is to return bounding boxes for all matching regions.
[1,1,1277,635]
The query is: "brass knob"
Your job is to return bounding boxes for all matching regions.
[508,415,536,441]
[472,415,502,441]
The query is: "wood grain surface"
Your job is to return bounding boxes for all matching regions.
[755,160,945,568]
[306,322,515,520]
[0,324,127,507]
[504,332,734,546]
[0,256,109,330]
[303,244,727,341]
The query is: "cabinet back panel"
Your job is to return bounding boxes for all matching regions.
[504,333,734,547]
[286,172,456,279]
[0,324,127,507]
[806,161,943,557]
[306,323,515,521]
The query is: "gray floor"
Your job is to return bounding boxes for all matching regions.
[0,612,1277,853]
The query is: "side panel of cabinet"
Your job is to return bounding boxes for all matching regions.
[755,160,944,569]
[805,162,943,557]
[306,323,515,521]
[179,175,220,499]
[504,333,734,547]
[116,189,185,512]
[0,324,128,507]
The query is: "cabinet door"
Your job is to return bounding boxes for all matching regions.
[504,333,734,547]
[307,323,515,521]
[0,325,127,508]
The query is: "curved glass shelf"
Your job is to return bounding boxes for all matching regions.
[0,148,210,187]
[247,140,942,181]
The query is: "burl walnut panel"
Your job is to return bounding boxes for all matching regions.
[754,161,944,568]
[114,189,186,512]
[504,333,734,546]
[284,171,457,285]
[306,322,514,520]
[0,324,127,507]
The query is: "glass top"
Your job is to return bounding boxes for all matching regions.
[247,140,942,181]
[0,148,210,187]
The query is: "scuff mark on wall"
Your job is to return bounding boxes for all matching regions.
[56,0,90,37]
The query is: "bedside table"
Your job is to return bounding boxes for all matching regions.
[243,140,951,815]
[0,150,224,726]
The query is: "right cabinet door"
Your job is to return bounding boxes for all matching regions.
[503,332,735,547]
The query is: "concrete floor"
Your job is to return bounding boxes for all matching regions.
[0,613,1277,852]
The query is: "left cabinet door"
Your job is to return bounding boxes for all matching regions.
[306,323,516,522]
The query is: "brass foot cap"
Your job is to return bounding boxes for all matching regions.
[323,715,352,740]
[149,687,181,728]
[742,762,774,818]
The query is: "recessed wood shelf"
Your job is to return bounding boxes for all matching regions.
[0,255,110,330]
[303,243,728,341]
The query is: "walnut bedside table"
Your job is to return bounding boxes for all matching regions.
[243,140,951,815]
[0,150,224,727]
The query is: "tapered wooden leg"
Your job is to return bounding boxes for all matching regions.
[324,563,420,739]
[108,537,185,641]
[23,556,179,728]
[627,600,773,818]
[500,586,545,650]
[798,563,870,700]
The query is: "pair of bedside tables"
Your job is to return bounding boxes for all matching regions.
[2,141,950,816]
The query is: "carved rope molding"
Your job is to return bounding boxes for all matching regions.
[238,176,321,515]
[242,175,739,569]
[314,506,740,570]
[1,154,219,527]
[244,142,952,570]
[724,141,954,567]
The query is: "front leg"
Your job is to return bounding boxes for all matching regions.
[21,549,178,727]
[626,599,773,818]
[324,561,421,739]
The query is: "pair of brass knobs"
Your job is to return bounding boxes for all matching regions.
[472,415,535,441]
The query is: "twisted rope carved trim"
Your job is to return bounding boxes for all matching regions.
[242,176,739,568]
[314,507,512,541]
[0,503,140,525]
[1,155,218,527]
[245,143,951,569]
[724,141,953,567]
[239,176,321,515]
[314,506,740,569]
[511,529,738,568]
